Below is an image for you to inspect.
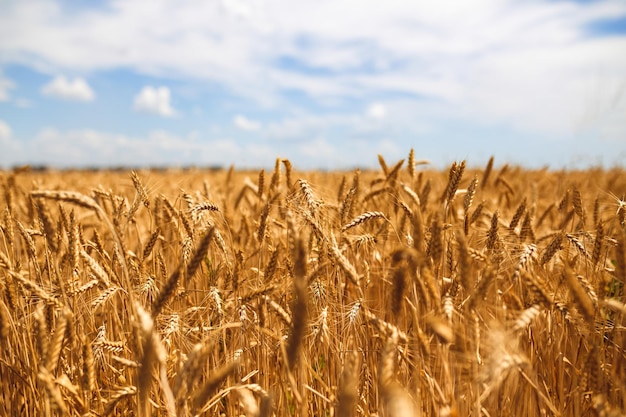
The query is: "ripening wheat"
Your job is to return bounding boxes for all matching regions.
[0,155,624,416]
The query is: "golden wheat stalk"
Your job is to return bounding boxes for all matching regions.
[341,211,387,232]
[192,360,239,411]
[286,238,308,370]
[563,265,596,323]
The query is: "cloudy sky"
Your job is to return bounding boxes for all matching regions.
[0,0,625,170]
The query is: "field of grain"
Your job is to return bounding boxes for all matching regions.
[0,151,624,417]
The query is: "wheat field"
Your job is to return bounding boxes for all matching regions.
[0,151,624,416]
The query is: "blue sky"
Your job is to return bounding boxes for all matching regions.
[0,0,625,170]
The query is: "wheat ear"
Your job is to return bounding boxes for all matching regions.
[342,211,387,232]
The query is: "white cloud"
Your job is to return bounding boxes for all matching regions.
[9,127,274,168]
[298,137,338,159]
[3,123,347,169]
[41,76,95,101]
[234,114,261,131]
[0,0,625,145]
[29,128,206,166]
[15,98,32,108]
[133,86,176,117]
[0,121,615,171]
[0,119,22,166]
[261,107,419,144]
[0,73,15,101]
[366,103,386,120]
[0,119,12,141]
